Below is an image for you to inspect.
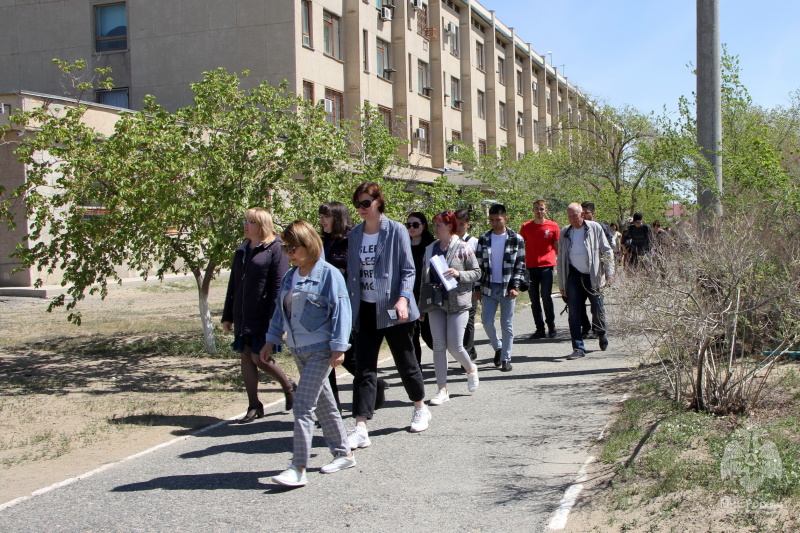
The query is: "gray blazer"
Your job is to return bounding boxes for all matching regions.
[422,235,481,314]
[557,220,615,292]
[347,214,420,330]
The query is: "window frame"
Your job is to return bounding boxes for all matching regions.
[450,76,462,110]
[477,89,485,119]
[323,10,342,60]
[95,87,129,108]
[377,37,392,80]
[516,70,524,96]
[301,0,313,49]
[418,60,431,97]
[418,119,431,155]
[95,2,128,52]
[497,57,506,86]
[498,101,507,130]
[475,40,485,72]
[324,88,344,126]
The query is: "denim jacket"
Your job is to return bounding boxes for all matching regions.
[266,258,352,354]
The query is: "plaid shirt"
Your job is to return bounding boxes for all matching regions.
[474,228,527,297]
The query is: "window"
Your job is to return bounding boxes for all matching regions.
[475,41,485,71]
[448,22,459,57]
[418,60,431,97]
[363,30,369,72]
[95,3,127,52]
[96,88,129,108]
[451,130,461,141]
[517,112,524,137]
[532,81,539,103]
[516,70,523,96]
[497,57,505,85]
[303,80,314,102]
[324,88,344,126]
[301,1,312,48]
[418,120,430,154]
[498,101,506,129]
[417,3,429,37]
[377,38,392,79]
[379,106,393,130]
[546,90,552,114]
[323,10,341,60]
[534,119,541,144]
[477,90,485,119]
[450,76,461,110]
[472,19,485,33]
[478,139,487,157]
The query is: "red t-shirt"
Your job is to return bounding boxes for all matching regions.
[519,219,560,268]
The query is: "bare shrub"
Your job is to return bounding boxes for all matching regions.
[612,208,800,414]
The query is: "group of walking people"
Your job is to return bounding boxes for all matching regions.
[221,183,620,488]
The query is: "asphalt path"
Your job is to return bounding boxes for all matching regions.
[0,303,630,532]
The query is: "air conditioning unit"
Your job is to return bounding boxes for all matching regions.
[381,6,393,21]
[322,99,334,114]
[415,128,427,140]
[446,22,457,34]
[517,117,524,126]
[411,0,423,10]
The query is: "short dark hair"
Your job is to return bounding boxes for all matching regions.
[454,208,471,222]
[633,212,643,221]
[652,220,661,227]
[352,182,386,213]
[488,203,506,216]
[610,222,618,230]
[581,201,596,212]
[432,210,458,235]
[318,202,353,240]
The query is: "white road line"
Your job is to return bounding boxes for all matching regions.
[0,354,393,511]
[547,455,596,531]
[597,393,630,441]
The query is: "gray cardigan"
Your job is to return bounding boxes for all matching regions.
[557,220,615,292]
[346,214,420,330]
[422,235,481,314]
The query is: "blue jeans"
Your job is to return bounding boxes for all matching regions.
[566,266,607,353]
[528,267,555,332]
[481,282,515,362]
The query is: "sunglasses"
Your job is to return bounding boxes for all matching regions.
[405,222,421,229]
[280,244,297,254]
[243,219,257,225]
[353,198,374,209]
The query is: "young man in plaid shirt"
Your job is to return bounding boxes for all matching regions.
[473,204,527,372]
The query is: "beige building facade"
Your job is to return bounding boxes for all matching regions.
[0,0,583,169]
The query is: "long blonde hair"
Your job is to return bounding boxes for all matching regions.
[244,208,276,244]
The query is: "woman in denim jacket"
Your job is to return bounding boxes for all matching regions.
[421,211,482,406]
[260,220,355,487]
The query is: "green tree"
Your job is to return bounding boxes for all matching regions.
[10,61,347,353]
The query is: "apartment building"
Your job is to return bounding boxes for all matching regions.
[0,0,583,170]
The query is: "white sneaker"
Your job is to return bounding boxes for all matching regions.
[410,406,432,432]
[272,465,307,487]
[320,454,356,474]
[467,369,479,392]
[428,389,450,406]
[347,426,371,449]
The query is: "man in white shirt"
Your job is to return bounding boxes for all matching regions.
[455,209,479,361]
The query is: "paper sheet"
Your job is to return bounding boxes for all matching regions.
[431,254,457,291]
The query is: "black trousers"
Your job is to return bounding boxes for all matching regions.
[412,317,433,364]
[353,301,425,420]
[528,266,556,332]
[462,298,478,359]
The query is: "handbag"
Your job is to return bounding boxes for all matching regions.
[419,282,445,313]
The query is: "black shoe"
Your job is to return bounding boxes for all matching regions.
[599,335,609,351]
[469,350,478,361]
[237,403,264,424]
[566,349,586,360]
[586,330,598,340]
[581,329,591,339]
[374,378,389,410]
[548,328,557,338]
[284,381,297,411]
[529,330,546,340]
[493,349,502,367]
[500,360,513,372]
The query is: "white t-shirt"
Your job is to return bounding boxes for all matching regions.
[284,269,308,320]
[359,232,379,303]
[461,233,479,253]
[568,225,590,274]
[490,231,508,284]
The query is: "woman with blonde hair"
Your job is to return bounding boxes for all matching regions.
[222,208,295,423]
[261,220,355,487]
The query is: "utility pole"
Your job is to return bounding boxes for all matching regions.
[696,0,723,229]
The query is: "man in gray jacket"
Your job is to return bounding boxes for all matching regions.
[557,203,615,359]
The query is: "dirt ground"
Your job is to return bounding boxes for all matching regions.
[0,274,299,505]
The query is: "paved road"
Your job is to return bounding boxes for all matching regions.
[0,304,629,533]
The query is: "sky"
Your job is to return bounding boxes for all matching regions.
[487,0,800,116]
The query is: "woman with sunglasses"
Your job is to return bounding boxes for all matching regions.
[422,211,481,406]
[222,208,296,423]
[318,202,388,412]
[261,220,355,487]
[406,212,435,365]
[346,182,431,449]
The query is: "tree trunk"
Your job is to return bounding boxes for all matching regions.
[193,263,217,355]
